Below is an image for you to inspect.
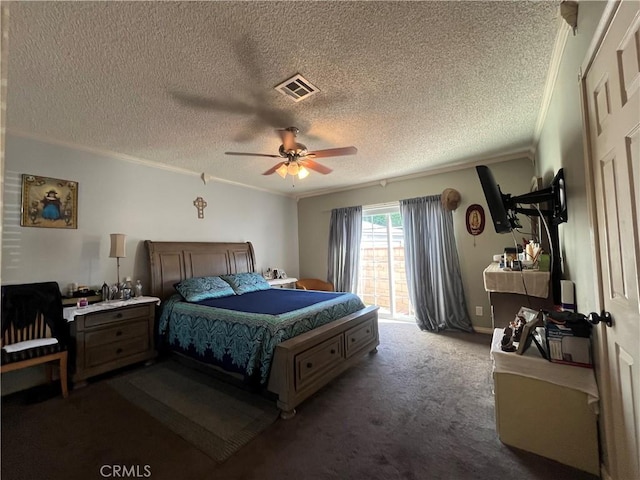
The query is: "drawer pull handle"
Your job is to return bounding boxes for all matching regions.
[330,349,336,354]
[116,331,123,336]
[306,362,313,369]
[116,348,123,354]
[351,338,356,342]
[366,330,370,334]
[116,313,123,319]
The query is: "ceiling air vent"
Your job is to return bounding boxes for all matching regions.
[275,74,319,102]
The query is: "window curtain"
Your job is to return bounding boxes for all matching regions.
[400,195,472,332]
[327,206,362,293]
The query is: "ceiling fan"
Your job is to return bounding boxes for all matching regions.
[225,127,357,179]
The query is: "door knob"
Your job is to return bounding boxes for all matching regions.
[588,311,613,327]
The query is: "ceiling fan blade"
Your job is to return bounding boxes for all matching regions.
[278,128,298,151]
[301,158,333,175]
[225,152,281,158]
[307,146,358,158]
[263,162,286,176]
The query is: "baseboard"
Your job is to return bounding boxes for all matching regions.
[473,326,494,335]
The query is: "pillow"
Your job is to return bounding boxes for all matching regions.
[220,272,271,295]
[174,276,236,302]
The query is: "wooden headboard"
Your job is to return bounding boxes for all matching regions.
[145,241,256,301]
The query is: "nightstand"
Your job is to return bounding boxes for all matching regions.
[268,277,298,289]
[65,297,159,385]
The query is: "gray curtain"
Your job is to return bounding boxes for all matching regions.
[400,195,472,332]
[327,206,362,293]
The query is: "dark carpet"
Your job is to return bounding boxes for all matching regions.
[107,359,279,463]
[1,320,598,480]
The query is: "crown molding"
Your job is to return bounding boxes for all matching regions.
[294,149,533,200]
[6,129,291,197]
[531,16,571,156]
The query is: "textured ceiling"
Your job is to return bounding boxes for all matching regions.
[5,1,561,196]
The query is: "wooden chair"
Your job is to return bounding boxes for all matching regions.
[1,282,69,398]
[295,278,335,292]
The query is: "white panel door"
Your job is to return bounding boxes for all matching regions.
[582,1,640,479]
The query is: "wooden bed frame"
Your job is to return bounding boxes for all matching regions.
[146,240,379,419]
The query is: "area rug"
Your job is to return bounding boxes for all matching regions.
[107,359,280,463]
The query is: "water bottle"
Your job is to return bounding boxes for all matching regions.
[134,280,143,298]
[123,277,133,300]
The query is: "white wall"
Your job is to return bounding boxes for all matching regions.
[2,134,299,290]
[297,157,535,330]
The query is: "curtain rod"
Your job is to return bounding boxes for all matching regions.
[322,201,399,213]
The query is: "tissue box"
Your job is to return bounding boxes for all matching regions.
[544,321,593,368]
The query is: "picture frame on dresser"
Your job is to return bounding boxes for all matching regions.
[516,316,545,358]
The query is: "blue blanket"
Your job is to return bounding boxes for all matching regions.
[158,289,365,384]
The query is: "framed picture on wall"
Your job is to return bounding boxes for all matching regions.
[20,174,78,229]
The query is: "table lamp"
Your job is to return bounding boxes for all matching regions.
[109,233,126,287]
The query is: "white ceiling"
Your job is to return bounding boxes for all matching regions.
[5,1,562,196]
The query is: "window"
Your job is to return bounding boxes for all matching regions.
[358,204,413,320]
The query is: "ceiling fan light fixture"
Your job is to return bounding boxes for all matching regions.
[297,166,310,179]
[287,162,300,176]
[276,164,288,178]
[226,126,355,181]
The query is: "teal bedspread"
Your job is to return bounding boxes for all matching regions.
[158,291,366,384]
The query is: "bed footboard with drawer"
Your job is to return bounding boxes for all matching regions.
[267,305,379,419]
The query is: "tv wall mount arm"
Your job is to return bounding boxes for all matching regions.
[502,169,567,229]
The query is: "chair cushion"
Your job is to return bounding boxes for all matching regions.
[2,337,58,353]
[1,338,64,365]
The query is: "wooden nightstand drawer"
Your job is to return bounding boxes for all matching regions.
[85,336,149,368]
[82,305,152,328]
[84,320,149,348]
[69,299,158,383]
[295,334,344,389]
[345,318,376,357]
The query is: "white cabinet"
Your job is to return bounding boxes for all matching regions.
[490,329,599,475]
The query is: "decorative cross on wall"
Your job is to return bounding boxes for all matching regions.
[193,196,207,219]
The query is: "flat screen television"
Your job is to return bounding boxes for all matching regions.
[476,165,568,304]
[475,165,567,234]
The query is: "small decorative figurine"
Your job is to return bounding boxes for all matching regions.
[501,326,517,352]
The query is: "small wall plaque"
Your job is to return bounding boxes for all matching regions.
[193,196,207,219]
[465,204,485,246]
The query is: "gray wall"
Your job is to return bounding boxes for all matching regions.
[534,1,609,465]
[2,133,299,394]
[297,157,535,330]
[2,134,299,289]
[535,0,606,315]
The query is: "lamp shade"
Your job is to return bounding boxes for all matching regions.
[297,166,310,179]
[276,164,288,179]
[109,233,126,258]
